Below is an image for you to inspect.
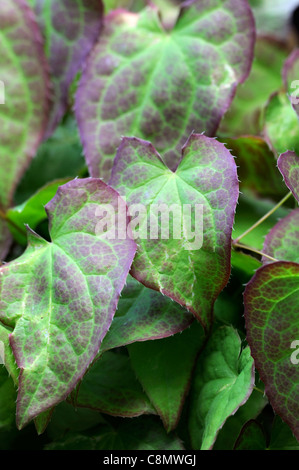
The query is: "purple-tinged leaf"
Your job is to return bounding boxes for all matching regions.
[110,134,239,329]
[0,0,50,209]
[278,151,299,203]
[128,321,205,432]
[73,351,156,417]
[263,209,299,265]
[282,48,299,116]
[99,275,194,355]
[76,1,255,180]
[244,261,299,442]
[30,0,103,137]
[0,178,136,429]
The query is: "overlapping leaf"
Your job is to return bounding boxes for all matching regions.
[188,326,254,450]
[109,134,239,329]
[0,178,136,429]
[29,0,103,137]
[244,261,299,441]
[76,0,255,180]
[128,321,205,432]
[278,151,299,202]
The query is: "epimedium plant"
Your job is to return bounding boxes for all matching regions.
[0,0,299,451]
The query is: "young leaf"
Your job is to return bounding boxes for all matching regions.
[188,326,254,450]
[99,275,194,355]
[0,178,136,429]
[277,151,299,202]
[29,0,103,137]
[76,1,255,179]
[244,261,299,442]
[109,134,239,329]
[219,38,288,137]
[73,351,156,417]
[262,208,299,264]
[0,0,50,208]
[128,321,205,432]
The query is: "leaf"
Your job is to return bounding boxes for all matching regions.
[109,134,239,329]
[277,151,299,202]
[30,0,103,137]
[188,326,254,450]
[269,415,299,450]
[0,367,17,431]
[244,261,299,442]
[34,408,54,435]
[73,351,156,417]
[262,208,299,264]
[128,321,205,432]
[76,1,255,179]
[0,219,12,260]
[263,91,299,157]
[7,179,69,245]
[234,420,266,450]
[0,323,18,385]
[99,275,194,355]
[0,178,136,429]
[222,136,287,198]
[219,37,288,136]
[46,415,185,450]
[0,0,49,209]
[282,49,299,116]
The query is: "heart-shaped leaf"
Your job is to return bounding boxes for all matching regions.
[0,0,50,209]
[244,261,299,442]
[73,351,156,417]
[128,320,205,432]
[109,134,239,329]
[278,151,299,202]
[188,325,254,450]
[262,208,299,264]
[0,178,136,429]
[29,0,103,137]
[99,275,194,355]
[76,1,255,179]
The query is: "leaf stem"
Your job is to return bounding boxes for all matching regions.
[233,242,278,262]
[233,191,293,245]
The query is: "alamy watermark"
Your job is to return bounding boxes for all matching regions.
[0,80,5,104]
[290,80,299,105]
[94,197,204,250]
[290,340,299,365]
[0,341,4,365]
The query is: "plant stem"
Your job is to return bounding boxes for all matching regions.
[233,242,278,262]
[233,191,293,245]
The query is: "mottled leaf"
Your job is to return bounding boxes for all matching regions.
[99,275,193,355]
[277,151,299,202]
[0,0,49,208]
[46,416,184,450]
[263,208,299,264]
[76,1,254,179]
[110,135,239,329]
[244,261,299,441]
[188,326,254,450]
[7,179,69,245]
[128,321,205,432]
[30,0,103,137]
[263,91,299,157]
[220,37,288,136]
[234,420,266,450]
[74,351,156,417]
[0,178,136,429]
[223,136,286,198]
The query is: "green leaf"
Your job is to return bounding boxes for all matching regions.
[244,261,299,442]
[76,1,255,179]
[30,0,103,136]
[234,420,266,450]
[0,367,17,431]
[278,151,299,202]
[0,322,18,385]
[188,326,254,450]
[128,321,205,432]
[73,351,156,417]
[263,91,299,156]
[269,415,299,450]
[263,208,299,264]
[109,135,239,329]
[220,37,288,137]
[46,416,184,450]
[7,179,69,245]
[99,275,194,355]
[0,0,49,208]
[0,178,136,429]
